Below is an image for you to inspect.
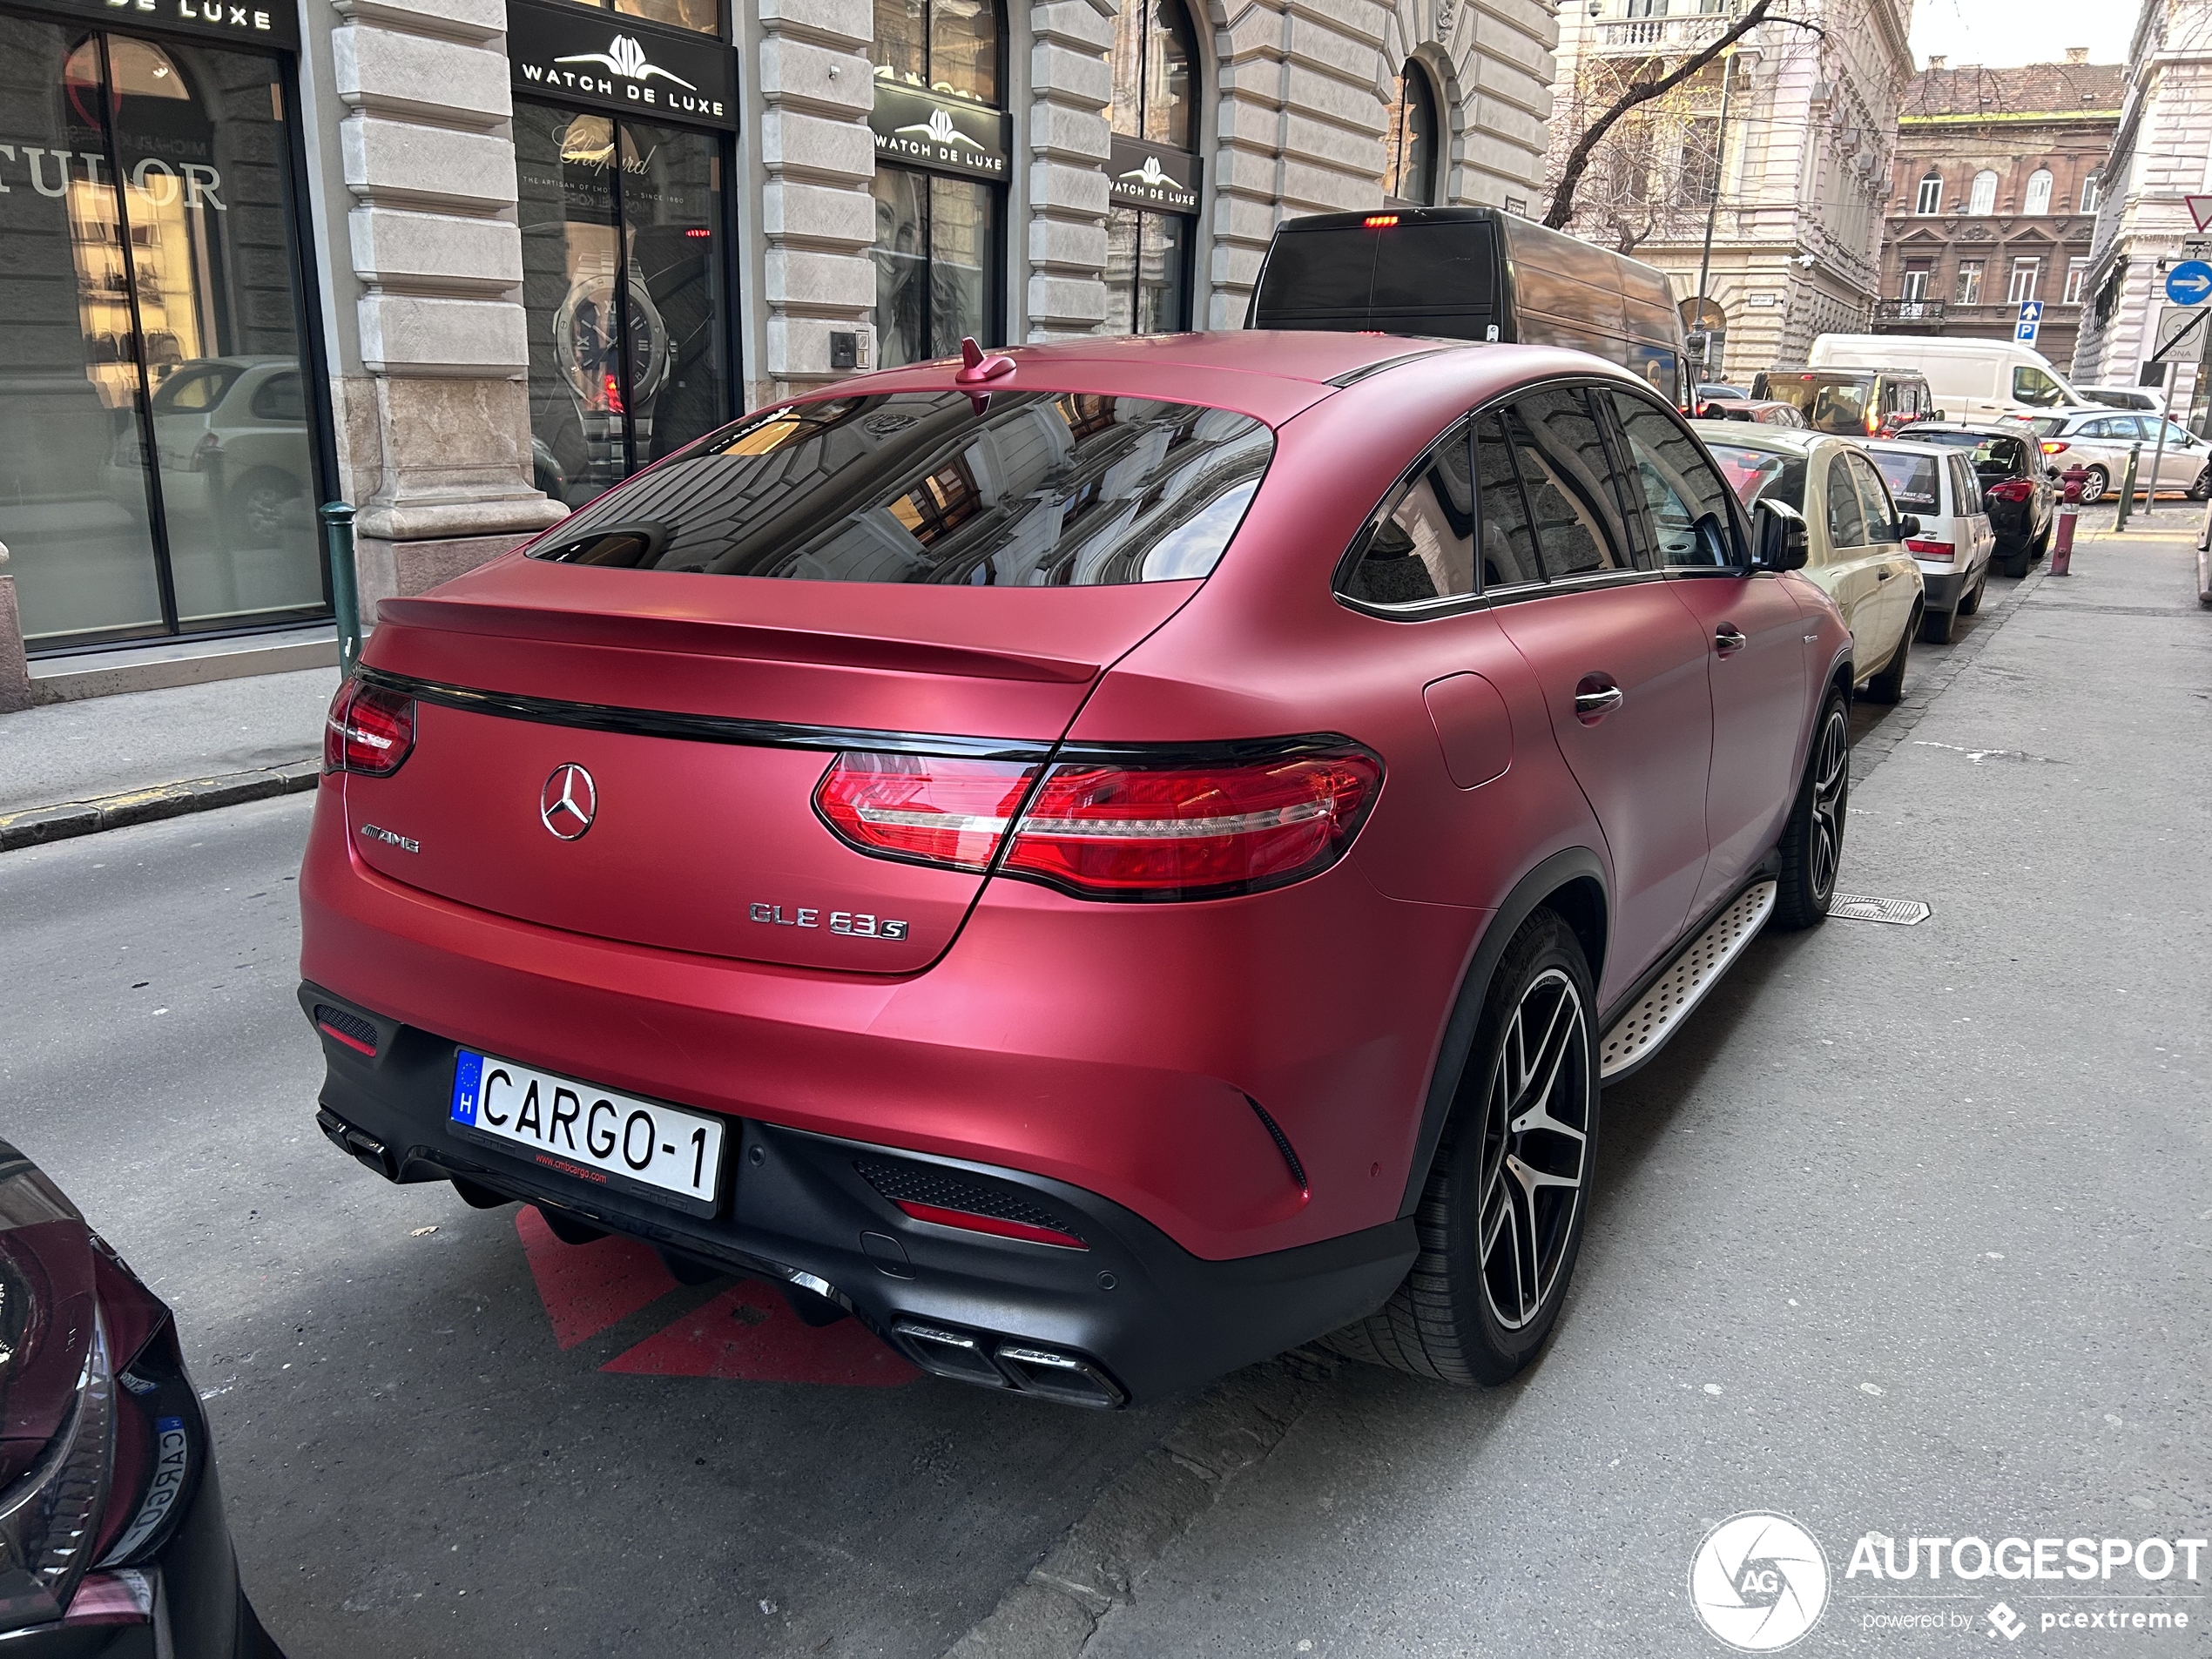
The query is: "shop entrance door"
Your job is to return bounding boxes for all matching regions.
[0,17,327,651]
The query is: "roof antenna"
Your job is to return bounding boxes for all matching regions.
[955,337,1016,384]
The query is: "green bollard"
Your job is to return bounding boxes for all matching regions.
[320,501,361,678]
[2114,446,2140,532]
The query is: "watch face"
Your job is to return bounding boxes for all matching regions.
[554,271,671,413]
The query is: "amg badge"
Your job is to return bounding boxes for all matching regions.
[749,903,908,940]
[358,823,421,853]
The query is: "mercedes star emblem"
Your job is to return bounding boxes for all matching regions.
[540,763,597,840]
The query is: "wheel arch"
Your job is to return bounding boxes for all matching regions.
[1395,846,1608,1218]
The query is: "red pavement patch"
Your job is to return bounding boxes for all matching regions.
[515,1208,917,1386]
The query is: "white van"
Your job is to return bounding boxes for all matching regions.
[1806,335,2091,422]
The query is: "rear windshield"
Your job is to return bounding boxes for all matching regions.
[1752,373,1873,435]
[1254,222,1497,325]
[1912,430,2028,475]
[1870,449,1942,511]
[1704,443,1806,512]
[531,391,1274,586]
[2022,416,2069,438]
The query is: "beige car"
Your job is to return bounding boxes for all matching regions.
[1691,422,1926,703]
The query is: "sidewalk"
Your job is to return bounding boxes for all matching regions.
[0,665,335,849]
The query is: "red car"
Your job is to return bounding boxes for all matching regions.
[300,333,1855,1407]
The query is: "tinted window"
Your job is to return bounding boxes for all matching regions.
[1366,222,1498,313]
[532,391,1274,586]
[1253,221,1498,334]
[1341,420,1474,606]
[152,363,245,414]
[1473,411,1544,588]
[1850,455,1898,541]
[250,371,305,424]
[1608,392,1737,568]
[1253,232,1378,317]
[1824,455,1866,548]
[1706,442,1806,511]
[1503,388,1627,577]
[1870,449,1940,512]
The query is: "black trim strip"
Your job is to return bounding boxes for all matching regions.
[354,666,1053,761]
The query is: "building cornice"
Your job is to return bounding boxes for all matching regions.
[1899,111,2121,127]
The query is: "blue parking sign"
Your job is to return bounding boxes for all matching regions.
[2015,300,2043,344]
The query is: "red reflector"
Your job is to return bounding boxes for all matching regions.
[323,681,416,776]
[1905,538,1955,560]
[317,1020,378,1055]
[999,745,1383,900]
[814,753,1040,871]
[684,227,711,238]
[894,1200,1088,1250]
[1364,213,1399,228]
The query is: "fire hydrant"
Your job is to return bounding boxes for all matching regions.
[2054,464,2091,576]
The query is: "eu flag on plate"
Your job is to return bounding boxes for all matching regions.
[451,1050,483,1125]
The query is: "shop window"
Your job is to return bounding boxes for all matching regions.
[1914,170,1941,214]
[0,22,329,650]
[515,107,730,507]
[870,0,1009,368]
[1382,61,1440,206]
[1106,0,1200,334]
[2023,168,2053,215]
[1967,169,1997,215]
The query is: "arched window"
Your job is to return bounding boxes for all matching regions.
[870,0,1010,368]
[1967,169,1998,215]
[1105,0,1201,333]
[1382,61,1440,206]
[1914,170,1941,214]
[2022,168,2053,215]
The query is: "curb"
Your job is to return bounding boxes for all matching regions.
[0,759,321,852]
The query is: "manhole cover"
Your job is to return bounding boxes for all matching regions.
[1830,893,1932,926]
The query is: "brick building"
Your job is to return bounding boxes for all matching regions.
[1871,52,2125,371]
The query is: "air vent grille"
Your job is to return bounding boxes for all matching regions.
[853,1158,1083,1244]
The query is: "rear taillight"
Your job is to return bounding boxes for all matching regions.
[816,740,1383,901]
[1905,538,1956,560]
[1986,479,2033,503]
[186,432,219,473]
[2040,441,2067,455]
[322,680,416,776]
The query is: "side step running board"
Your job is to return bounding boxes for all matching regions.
[1598,880,1777,1081]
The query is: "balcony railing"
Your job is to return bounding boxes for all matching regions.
[1871,299,1947,327]
[1595,14,1731,51]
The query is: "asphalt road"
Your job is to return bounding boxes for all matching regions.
[2,527,2204,1659]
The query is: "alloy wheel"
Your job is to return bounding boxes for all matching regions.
[1810,705,1849,901]
[1477,967,1592,1332]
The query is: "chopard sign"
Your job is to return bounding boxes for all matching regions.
[869,78,1010,179]
[505,0,738,129]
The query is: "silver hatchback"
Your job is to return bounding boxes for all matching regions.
[1864,440,1997,643]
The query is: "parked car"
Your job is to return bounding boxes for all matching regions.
[299,333,1855,1408]
[1805,334,2091,422]
[1898,422,2056,574]
[2020,409,2212,504]
[0,1137,281,1656]
[1694,383,1750,418]
[100,356,313,545]
[1702,399,1809,428]
[2073,384,2161,414]
[1693,421,1924,701]
[1249,208,1692,405]
[1865,438,1998,642]
[1750,365,1937,438]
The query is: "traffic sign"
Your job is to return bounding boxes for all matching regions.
[2151,302,2209,363]
[2014,300,2043,344]
[2188,195,2212,233]
[2165,260,2212,305]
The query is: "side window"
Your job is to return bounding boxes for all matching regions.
[1951,455,1979,515]
[1340,419,1475,607]
[1851,455,1899,541]
[1824,454,1866,550]
[1501,388,1631,578]
[1607,390,1739,568]
[1472,411,1545,590]
[2076,416,2114,440]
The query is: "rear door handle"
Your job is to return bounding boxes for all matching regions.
[1573,685,1624,720]
[1713,624,1748,657]
[1876,568,1896,580]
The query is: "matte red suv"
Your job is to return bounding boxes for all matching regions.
[300,333,1854,1407]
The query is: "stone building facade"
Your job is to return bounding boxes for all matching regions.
[0,0,1555,696]
[2073,0,2212,406]
[1540,0,1913,383]
[1871,54,2123,373]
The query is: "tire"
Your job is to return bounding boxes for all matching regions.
[1772,691,1850,931]
[1998,543,2030,578]
[2191,466,2211,503]
[1862,607,1915,704]
[230,468,300,544]
[1324,908,1598,1386]
[2030,520,2050,563]
[1920,602,1956,644]
[1958,570,1986,616]
[2078,466,2108,506]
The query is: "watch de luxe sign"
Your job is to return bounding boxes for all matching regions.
[1107,137,1198,214]
[506,0,737,131]
[869,78,1009,179]
[11,0,299,51]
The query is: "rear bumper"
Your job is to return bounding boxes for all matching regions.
[1916,567,1967,607]
[300,980,1413,1406]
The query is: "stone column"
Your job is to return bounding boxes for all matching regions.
[1025,0,1114,341]
[0,545,32,714]
[330,0,566,617]
[756,0,880,401]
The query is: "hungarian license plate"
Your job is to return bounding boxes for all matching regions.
[448,1051,725,1217]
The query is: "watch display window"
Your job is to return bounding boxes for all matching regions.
[516,104,731,507]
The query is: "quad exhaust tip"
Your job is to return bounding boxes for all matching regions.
[316,1108,397,1181]
[892,1319,1127,1409]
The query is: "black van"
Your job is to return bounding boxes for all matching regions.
[1246,206,1691,406]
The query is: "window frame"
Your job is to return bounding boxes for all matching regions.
[1915,172,1942,215]
[2007,257,2041,304]
[1381,58,1443,207]
[2022,169,2054,215]
[1967,169,1998,215]
[2063,257,2089,304]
